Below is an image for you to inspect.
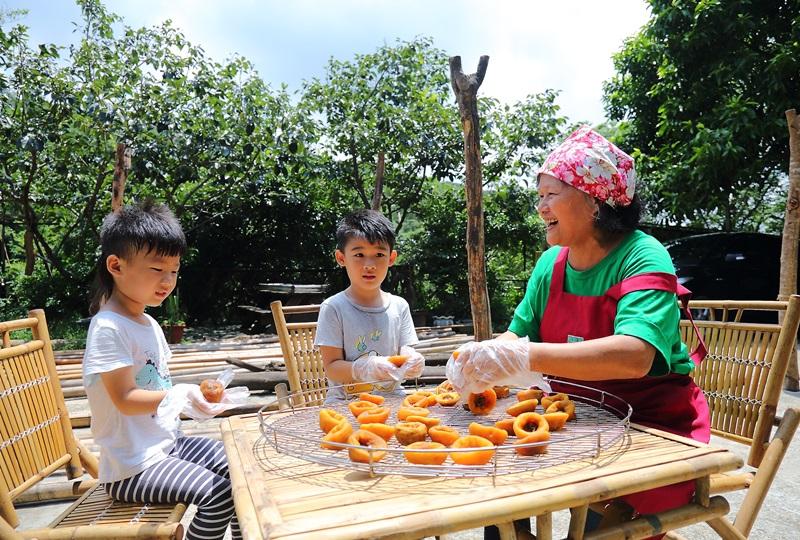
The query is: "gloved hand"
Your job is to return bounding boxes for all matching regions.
[158,382,251,423]
[352,354,400,383]
[399,345,425,379]
[445,337,550,396]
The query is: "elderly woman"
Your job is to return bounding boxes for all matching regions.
[449,126,709,535]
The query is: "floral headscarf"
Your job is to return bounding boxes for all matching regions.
[538,126,636,207]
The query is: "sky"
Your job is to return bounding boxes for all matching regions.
[2,0,651,125]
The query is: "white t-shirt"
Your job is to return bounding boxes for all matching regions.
[82,311,178,482]
[314,291,418,401]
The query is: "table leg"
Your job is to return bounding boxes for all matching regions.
[568,504,589,539]
[536,512,553,540]
[496,521,518,540]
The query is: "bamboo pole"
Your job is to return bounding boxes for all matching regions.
[449,55,492,342]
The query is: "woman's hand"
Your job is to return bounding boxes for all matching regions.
[446,338,549,395]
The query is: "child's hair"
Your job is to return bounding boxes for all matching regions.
[335,209,395,251]
[90,199,187,314]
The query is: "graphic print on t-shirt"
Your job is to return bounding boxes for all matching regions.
[355,329,383,353]
[135,354,171,390]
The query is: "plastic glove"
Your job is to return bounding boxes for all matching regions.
[352,354,400,383]
[445,337,550,396]
[399,345,425,379]
[157,370,251,423]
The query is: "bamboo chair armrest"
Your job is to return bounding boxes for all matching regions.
[20,522,183,539]
[710,471,754,494]
[0,519,23,540]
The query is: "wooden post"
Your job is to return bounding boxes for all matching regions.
[449,55,492,341]
[781,110,800,390]
[112,143,130,212]
[371,151,385,211]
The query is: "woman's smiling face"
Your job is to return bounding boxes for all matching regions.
[537,173,598,248]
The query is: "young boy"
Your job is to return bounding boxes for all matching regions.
[315,209,424,402]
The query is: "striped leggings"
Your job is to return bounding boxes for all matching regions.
[105,436,242,540]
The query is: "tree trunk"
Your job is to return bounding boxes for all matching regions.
[371,151,385,211]
[781,110,800,390]
[112,143,129,212]
[449,55,492,341]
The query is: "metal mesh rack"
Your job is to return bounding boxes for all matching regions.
[256,380,632,478]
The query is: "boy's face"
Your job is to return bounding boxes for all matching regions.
[335,238,397,294]
[107,249,181,309]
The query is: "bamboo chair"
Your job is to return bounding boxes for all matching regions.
[270,301,327,407]
[665,297,800,539]
[0,309,186,539]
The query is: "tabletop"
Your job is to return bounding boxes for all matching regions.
[220,412,743,540]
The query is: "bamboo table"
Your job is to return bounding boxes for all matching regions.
[220,414,743,540]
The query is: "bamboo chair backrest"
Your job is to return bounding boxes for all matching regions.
[0,309,84,528]
[270,301,326,407]
[679,296,800,467]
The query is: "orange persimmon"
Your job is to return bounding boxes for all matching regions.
[319,408,346,433]
[358,392,385,405]
[397,406,430,421]
[542,411,569,431]
[387,355,409,367]
[517,388,546,402]
[347,429,387,463]
[468,422,508,446]
[467,388,497,415]
[494,418,516,436]
[506,398,539,417]
[359,423,396,441]
[320,420,354,450]
[403,441,448,465]
[428,425,461,446]
[348,400,378,418]
[450,435,495,465]
[357,406,390,424]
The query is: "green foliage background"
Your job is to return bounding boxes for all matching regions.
[0,0,566,338]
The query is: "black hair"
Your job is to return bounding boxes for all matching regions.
[89,199,187,314]
[594,194,644,245]
[335,209,395,251]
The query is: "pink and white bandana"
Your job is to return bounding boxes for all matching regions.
[538,126,636,207]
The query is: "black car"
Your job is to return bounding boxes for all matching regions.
[664,232,794,303]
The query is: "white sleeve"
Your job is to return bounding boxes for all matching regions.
[398,298,419,347]
[83,324,134,377]
[313,302,344,348]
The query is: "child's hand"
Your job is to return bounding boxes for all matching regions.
[399,345,425,379]
[352,355,400,382]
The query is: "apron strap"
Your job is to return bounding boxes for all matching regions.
[607,272,708,365]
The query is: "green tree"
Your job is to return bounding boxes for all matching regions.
[604,0,800,231]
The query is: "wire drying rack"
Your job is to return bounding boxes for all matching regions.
[256,380,632,479]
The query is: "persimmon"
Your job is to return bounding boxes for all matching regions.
[506,398,538,417]
[515,431,551,456]
[395,421,428,445]
[397,406,429,421]
[517,388,546,402]
[406,415,440,430]
[541,392,570,410]
[494,418,516,436]
[428,425,461,446]
[468,422,508,446]
[357,406,390,424]
[467,388,497,415]
[542,411,569,431]
[387,355,409,367]
[358,392,385,405]
[546,399,576,420]
[434,391,460,406]
[200,379,224,403]
[359,423,396,441]
[319,408,346,433]
[493,385,511,399]
[321,420,353,450]
[348,400,378,418]
[436,380,455,394]
[403,441,448,465]
[347,429,387,463]
[450,435,495,465]
[512,412,550,438]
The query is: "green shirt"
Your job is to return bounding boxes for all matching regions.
[508,230,694,376]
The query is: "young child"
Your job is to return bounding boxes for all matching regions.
[82,200,240,540]
[315,209,424,402]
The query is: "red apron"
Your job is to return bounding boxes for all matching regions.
[539,248,710,518]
